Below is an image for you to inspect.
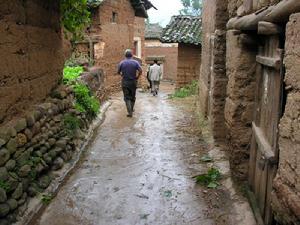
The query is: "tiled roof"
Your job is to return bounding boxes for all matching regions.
[87,0,156,18]
[161,16,201,45]
[145,23,163,40]
[87,0,104,8]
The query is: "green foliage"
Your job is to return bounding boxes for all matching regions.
[194,168,221,189]
[60,0,91,40]
[63,66,84,84]
[63,114,81,136]
[180,0,202,16]
[73,83,100,118]
[170,80,198,98]
[0,180,11,192]
[41,194,53,204]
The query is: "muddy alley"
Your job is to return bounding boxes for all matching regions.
[32,83,244,225]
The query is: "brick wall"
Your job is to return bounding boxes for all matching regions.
[271,13,300,224]
[82,0,136,93]
[177,44,201,88]
[145,40,178,81]
[0,0,64,125]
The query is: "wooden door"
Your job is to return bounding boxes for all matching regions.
[249,33,284,225]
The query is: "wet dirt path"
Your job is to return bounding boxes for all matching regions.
[34,83,221,225]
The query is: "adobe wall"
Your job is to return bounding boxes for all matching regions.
[0,0,64,125]
[134,17,146,60]
[199,0,228,141]
[177,44,201,88]
[271,13,300,224]
[145,40,178,81]
[224,31,256,179]
[198,0,216,116]
[89,0,136,93]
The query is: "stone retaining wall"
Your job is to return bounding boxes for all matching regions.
[0,86,90,224]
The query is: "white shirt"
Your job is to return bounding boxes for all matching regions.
[149,64,162,81]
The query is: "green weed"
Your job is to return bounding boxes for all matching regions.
[64,114,81,131]
[0,180,11,192]
[41,194,53,204]
[73,83,100,119]
[63,66,84,84]
[170,80,198,98]
[194,167,221,189]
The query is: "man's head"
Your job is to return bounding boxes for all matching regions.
[154,59,158,64]
[125,49,133,58]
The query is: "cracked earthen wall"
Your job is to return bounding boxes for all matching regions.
[199,0,228,141]
[271,12,300,224]
[224,31,256,179]
[0,0,64,125]
[177,44,201,89]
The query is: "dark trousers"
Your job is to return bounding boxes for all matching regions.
[122,79,137,102]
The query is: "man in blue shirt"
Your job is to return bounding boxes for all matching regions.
[118,49,142,117]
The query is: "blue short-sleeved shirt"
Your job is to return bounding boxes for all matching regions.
[118,58,142,81]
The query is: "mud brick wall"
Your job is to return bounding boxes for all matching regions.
[0,0,65,124]
[198,0,228,140]
[198,0,216,116]
[145,41,178,81]
[0,85,91,224]
[177,44,201,89]
[271,13,300,224]
[224,31,256,179]
[87,0,136,93]
[134,17,146,60]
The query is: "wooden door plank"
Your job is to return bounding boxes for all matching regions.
[252,122,276,163]
[264,165,277,225]
[258,21,283,35]
[249,134,258,187]
[256,55,281,70]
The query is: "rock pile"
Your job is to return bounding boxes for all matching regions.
[0,86,89,224]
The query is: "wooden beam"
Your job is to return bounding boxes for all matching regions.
[256,55,281,70]
[264,0,300,23]
[227,0,300,31]
[227,6,274,31]
[252,122,277,164]
[258,21,283,35]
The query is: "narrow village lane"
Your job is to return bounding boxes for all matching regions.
[34,83,225,225]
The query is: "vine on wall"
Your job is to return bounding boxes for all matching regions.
[60,0,91,40]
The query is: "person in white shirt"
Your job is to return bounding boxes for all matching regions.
[148,60,162,96]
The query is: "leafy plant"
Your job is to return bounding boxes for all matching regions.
[63,114,82,136]
[41,194,53,204]
[194,167,221,189]
[0,180,11,192]
[73,83,100,118]
[63,66,84,84]
[170,80,198,98]
[60,0,91,40]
